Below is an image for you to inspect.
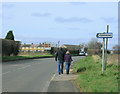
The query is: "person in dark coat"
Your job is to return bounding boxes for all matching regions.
[55,48,65,75]
[64,51,73,74]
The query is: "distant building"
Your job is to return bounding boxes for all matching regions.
[20,43,44,52]
[61,44,83,50]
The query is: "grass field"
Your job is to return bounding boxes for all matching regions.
[2,51,79,62]
[2,54,54,62]
[73,54,119,92]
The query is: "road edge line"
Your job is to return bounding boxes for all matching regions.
[42,72,56,92]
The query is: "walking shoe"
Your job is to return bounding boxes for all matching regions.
[66,70,68,74]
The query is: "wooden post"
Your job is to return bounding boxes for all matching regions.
[102,38,105,74]
[58,41,60,48]
[104,25,109,70]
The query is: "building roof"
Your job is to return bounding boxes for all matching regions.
[62,44,83,47]
[38,44,44,47]
[21,43,44,47]
[21,44,31,47]
[30,44,40,47]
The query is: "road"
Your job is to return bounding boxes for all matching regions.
[2,56,84,92]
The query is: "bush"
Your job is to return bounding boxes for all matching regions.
[69,49,79,55]
[13,41,21,56]
[50,47,59,54]
[50,47,79,56]
[87,49,102,57]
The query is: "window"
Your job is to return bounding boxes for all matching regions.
[22,47,24,49]
[26,47,28,49]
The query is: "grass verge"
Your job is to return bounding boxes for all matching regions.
[2,54,54,62]
[73,55,118,92]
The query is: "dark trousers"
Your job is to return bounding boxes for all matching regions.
[58,60,64,74]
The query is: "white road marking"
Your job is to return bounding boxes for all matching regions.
[17,65,31,70]
[2,65,32,75]
[50,73,56,81]
[42,73,56,92]
[2,71,11,75]
[2,63,44,75]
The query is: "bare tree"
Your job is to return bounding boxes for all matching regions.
[87,38,102,49]
[87,38,102,56]
[112,45,120,54]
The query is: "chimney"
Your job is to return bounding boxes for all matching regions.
[32,43,33,45]
[24,43,26,45]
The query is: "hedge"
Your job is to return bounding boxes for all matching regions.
[1,39,21,56]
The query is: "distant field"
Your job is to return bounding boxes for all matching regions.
[18,52,50,56]
[2,51,79,62]
[73,54,118,92]
[2,54,54,62]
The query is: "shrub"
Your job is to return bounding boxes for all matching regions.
[87,49,102,57]
[69,49,79,55]
[50,47,59,54]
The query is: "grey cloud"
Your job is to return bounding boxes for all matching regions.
[55,17,92,23]
[101,17,117,23]
[31,13,51,17]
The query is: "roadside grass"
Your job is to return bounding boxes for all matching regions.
[73,55,118,92]
[2,54,54,62]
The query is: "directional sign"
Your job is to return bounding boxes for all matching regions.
[96,33,113,38]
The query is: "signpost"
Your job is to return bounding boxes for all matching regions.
[105,25,109,70]
[96,26,113,74]
[44,42,51,50]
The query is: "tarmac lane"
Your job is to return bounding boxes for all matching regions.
[2,56,85,92]
[2,58,57,92]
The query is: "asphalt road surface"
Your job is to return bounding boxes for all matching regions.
[2,56,84,92]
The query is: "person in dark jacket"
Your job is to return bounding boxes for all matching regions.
[64,51,73,74]
[55,48,65,75]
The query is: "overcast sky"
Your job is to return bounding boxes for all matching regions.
[2,2,118,49]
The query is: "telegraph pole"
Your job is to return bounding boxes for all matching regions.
[104,25,109,70]
[58,41,60,48]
